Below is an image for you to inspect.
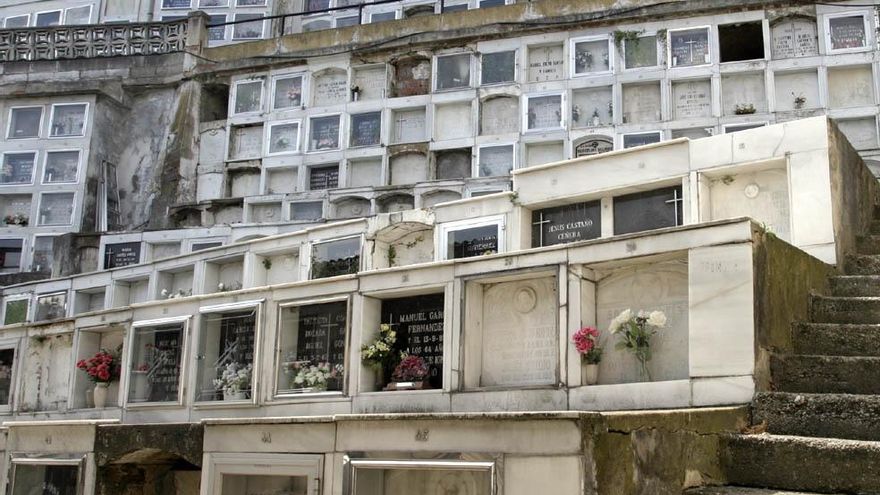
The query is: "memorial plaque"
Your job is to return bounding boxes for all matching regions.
[721,73,766,116]
[104,242,141,269]
[200,0,227,7]
[526,142,563,167]
[481,51,516,85]
[527,44,564,82]
[393,58,431,97]
[218,311,256,366]
[352,66,386,100]
[480,276,557,387]
[770,17,818,58]
[229,124,263,160]
[669,27,710,67]
[390,153,428,184]
[350,112,381,147]
[272,75,303,110]
[192,242,222,252]
[478,145,513,177]
[378,194,413,213]
[44,150,80,183]
[436,149,471,180]
[573,38,611,74]
[312,70,348,107]
[348,158,382,188]
[294,302,346,366]
[250,202,282,222]
[574,137,613,157]
[309,115,341,151]
[233,80,263,114]
[828,66,874,108]
[447,224,498,259]
[613,186,682,235]
[526,94,562,130]
[532,201,601,247]
[829,15,867,51]
[622,132,661,149]
[311,237,360,278]
[3,15,28,28]
[774,70,819,111]
[435,102,473,141]
[480,97,519,135]
[268,122,300,154]
[207,15,226,42]
[571,86,613,127]
[381,293,444,388]
[335,198,371,218]
[436,54,471,91]
[130,325,184,403]
[232,14,263,40]
[1,152,35,184]
[50,103,87,137]
[162,0,190,7]
[11,464,79,495]
[237,0,266,5]
[624,35,658,68]
[392,108,426,143]
[309,165,339,190]
[622,83,661,123]
[672,80,712,119]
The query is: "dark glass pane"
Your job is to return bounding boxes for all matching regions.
[447,224,498,259]
[532,201,601,247]
[311,238,360,279]
[104,242,141,269]
[380,293,444,388]
[12,464,79,495]
[613,186,683,235]
[481,51,515,85]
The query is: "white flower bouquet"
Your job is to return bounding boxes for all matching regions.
[609,309,666,381]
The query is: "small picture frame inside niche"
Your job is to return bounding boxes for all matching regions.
[308,115,341,151]
[266,120,301,155]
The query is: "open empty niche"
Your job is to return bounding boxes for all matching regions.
[582,253,689,384]
[203,255,244,294]
[435,148,472,180]
[113,276,150,307]
[392,57,431,97]
[463,270,558,389]
[348,158,383,188]
[372,221,435,269]
[248,201,283,223]
[828,65,875,108]
[377,193,415,213]
[71,326,124,409]
[774,70,819,112]
[422,190,462,208]
[719,21,765,62]
[265,167,298,194]
[721,73,766,116]
[228,124,264,161]
[228,168,261,198]
[701,160,791,241]
[333,196,372,219]
[389,152,428,185]
[572,87,613,127]
[434,102,473,141]
[0,194,32,221]
[73,288,105,315]
[155,265,194,300]
[835,118,879,151]
[672,79,712,120]
[622,82,662,123]
[253,248,300,286]
[526,141,564,167]
[480,96,519,135]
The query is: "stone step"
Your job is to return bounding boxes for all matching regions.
[770,354,880,395]
[858,235,880,255]
[809,295,880,324]
[793,322,880,357]
[845,254,880,275]
[686,487,840,495]
[720,434,880,493]
[752,392,880,441]
[829,275,880,297]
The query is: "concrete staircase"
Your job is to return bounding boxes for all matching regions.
[690,211,880,494]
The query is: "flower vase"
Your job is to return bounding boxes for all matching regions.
[223,390,247,401]
[636,357,652,382]
[581,363,599,385]
[374,366,384,390]
[93,382,109,408]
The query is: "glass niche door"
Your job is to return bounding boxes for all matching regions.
[347,459,495,495]
[206,453,322,495]
[10,458,83,495]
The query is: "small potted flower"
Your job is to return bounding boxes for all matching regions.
[76,348,121,408]
[572,326,602,385]
[212,362,252,400]
[361,323,401,389]
[609,309,666,381]
[385,354,429,391]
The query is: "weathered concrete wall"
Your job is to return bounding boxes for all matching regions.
[752,229,834,391]
[54,233,101,277]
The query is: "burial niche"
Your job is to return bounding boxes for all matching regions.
[392,57,432,97]
[480,96,519,135]
[435,148,472,180]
